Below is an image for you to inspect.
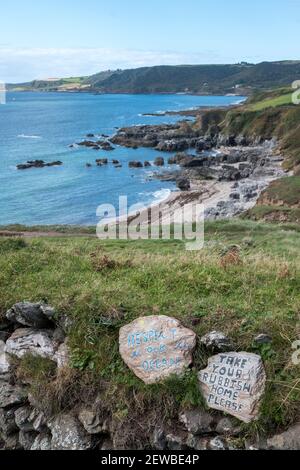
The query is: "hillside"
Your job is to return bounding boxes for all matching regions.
[8,60,300,94]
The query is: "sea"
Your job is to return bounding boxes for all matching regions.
[0,92,244,225]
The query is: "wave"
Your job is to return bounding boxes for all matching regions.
[139,188,171,206]
[17,134,42,139]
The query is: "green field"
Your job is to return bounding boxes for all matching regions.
[1,220,300,446]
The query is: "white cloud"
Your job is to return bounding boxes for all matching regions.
[0,47,225,83]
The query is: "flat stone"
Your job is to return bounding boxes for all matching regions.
[5,328,57,360]
[186,434,210,450]
[198,352,266,423]
[119,316,196,384]
[267,423,300,450]
[48,414,93,450]
[6,302,55,329]
[0,382,27,409]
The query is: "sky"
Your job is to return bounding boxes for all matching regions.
[0,0,299,82]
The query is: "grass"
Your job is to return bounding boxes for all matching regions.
[248,92,293,111]
[1,219,300,446]
[259,176,300,206]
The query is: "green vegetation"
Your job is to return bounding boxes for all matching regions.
[259,176,300,206]
[8,61,300,94]
[1,219,300,441]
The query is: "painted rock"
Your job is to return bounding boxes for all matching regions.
[198,352,266,423]
[119,316,196,384]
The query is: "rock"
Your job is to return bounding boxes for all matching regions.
[31,433,52,451]
[119,316,196,384]
[48,414,93,450]
[154,157,165,167]
[179,409,215,435]
[78,409,109,435]
[86,134,95,138]
[101,438,114,450]
[14,406,34,432]
[19,430,38,450]
[144,161,151,167]
[96,158,108,166]
[5,328,57,360]
[209,436,228,450]
[2,433,22,450]
[200,331,235,353]
[186,434,210,450]
[86,163,92,168]
[166,433,186,451]
[267,423,300,450]
[31,410,47,432]
[0,408,18,436]
[215,417,240,436]
[6,302,55,329]
[176,177,191,191]
[0,382,27,409]
[17,160,63,170]
[54,341,70,368]
[229,192,240,200]
[254,334,272,345]
[152,427,167,450]
[112,160,120,165]
[198,353,266,423]
[168,157,177,165]
[129,161,143,168]
[0,331,10,342]
[0,340,13,379]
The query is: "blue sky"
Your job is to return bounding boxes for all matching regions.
[0,0,299,82]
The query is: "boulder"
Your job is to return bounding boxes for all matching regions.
[144,161,151,167]
[78,409,110,435]
[186,434,210,450]
[267,423,300,450]
[179,409,215,435]
[6,302,55,329]
[19,430,38,450]
[154,157,165,167]
[176,177,191,191]
[209,436,228,451]
[48,414,93,450]
[5,328,57,360]
[119,316,196,384]
[129,161,143,168]
[0,382,27,409]
[198,352,266,423]
[200,331,235,352]
[31,433,52,451]
[0,408,18,436]
[14,406,35,432]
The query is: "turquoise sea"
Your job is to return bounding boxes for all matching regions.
[0,92,244,225]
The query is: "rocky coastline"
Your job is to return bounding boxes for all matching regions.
[108,122,289,221]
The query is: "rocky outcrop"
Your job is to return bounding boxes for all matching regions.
[17,160,62,170]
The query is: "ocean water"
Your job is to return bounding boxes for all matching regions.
[0,92,244,225]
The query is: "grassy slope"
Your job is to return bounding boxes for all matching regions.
[1,220,300,444]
